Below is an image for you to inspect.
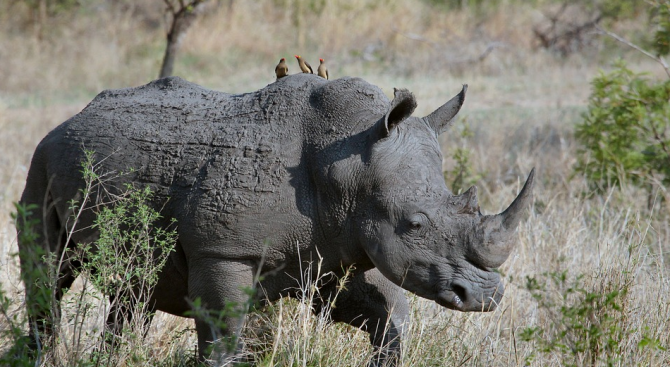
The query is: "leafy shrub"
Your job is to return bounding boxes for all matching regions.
[3,150,179,366]
[444,120,483,195]
[650,0,670,55]
[574,1,670,194]
[574,60,670,190]
[71,151,178,365]
[74,185,177,364]
[520,269,632,366]
[521,263,668,365]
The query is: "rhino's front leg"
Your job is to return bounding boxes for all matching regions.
[188,258,255,364]
[317,268,409,367]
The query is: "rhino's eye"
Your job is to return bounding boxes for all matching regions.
[408,213,428,231]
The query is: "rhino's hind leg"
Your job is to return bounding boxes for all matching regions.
[23,252,78,352]
[188,258,255,364]
[314,268,409,367]
[17,185,78,353]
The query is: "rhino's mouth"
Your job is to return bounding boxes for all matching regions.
[435,283,502,312]
[435,289,465,311]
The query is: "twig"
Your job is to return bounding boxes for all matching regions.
[163,0,175,14]
[597,25,670,78]
[449,42,507,64]
[475,42,506,62]
[392,26,439,48]
[391,26,505,65]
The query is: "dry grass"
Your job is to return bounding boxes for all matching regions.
[1,0,669,366]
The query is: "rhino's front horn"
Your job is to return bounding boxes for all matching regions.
[498,168,535,230]
[473,169,535,268]
[424,85,467,135]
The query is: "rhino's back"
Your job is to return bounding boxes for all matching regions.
[38,77,322,219]
[24,73,394,264]
[34,74,390,234]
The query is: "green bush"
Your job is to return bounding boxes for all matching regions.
[444,120,483,195]
[2,150,179,366]
[521,264,667,365]
[574,1,670,194]
[71,151,178,365]
[520,270,631,366]
[650,0,670,55]
[574,60,670,190]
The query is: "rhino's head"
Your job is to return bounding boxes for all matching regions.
[354,87,534,312]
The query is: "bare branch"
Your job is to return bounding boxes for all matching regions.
[392,27,439,48]
[163,0,176,14]
[391,26,506,65]
[480,42,506,61]
[597,26,670,78]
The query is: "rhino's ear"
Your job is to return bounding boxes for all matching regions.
[424,85,467,135]
[377,88,417,138]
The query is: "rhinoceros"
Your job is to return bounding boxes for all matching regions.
[17,74,533,365]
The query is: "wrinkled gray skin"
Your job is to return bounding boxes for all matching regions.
[18,74,534,366]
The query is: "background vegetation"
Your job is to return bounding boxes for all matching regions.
[1,0,669,365]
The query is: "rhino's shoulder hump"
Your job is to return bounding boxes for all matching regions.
[310,77,388,113]
[89,76,228,109]
[301,77,390,144]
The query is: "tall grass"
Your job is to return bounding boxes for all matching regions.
[1,0,669,366]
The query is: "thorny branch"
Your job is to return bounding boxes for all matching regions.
[597,26,670,78]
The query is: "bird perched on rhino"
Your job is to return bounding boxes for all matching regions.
[275,58,288,80]
[317,58,328,80]
[294,55,313,74]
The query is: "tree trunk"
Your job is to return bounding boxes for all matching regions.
[34,0,47,40]
[159,1,206,79]
[294,0,305,50]
[159,27,180,78]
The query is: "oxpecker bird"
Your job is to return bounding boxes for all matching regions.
[275,58,288,80]
[317,58,328,79]
[294,55,313,74]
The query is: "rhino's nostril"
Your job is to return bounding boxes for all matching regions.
[452,283,467,306]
